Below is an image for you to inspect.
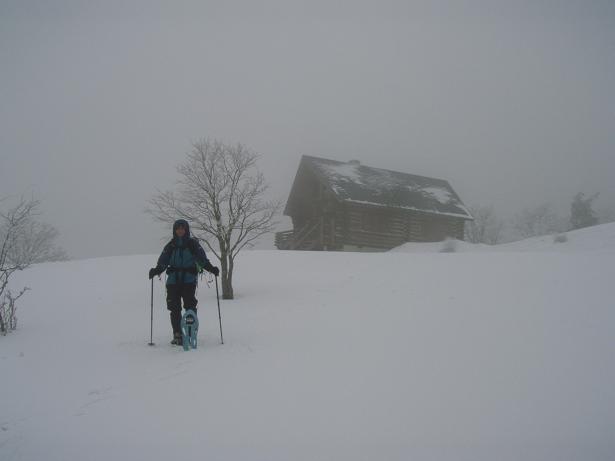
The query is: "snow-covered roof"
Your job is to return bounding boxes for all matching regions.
[302,155,473,219]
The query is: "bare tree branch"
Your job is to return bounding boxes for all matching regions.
[465,205,505,245]
[513,203,566,239]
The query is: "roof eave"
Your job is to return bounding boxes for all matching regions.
[343,199,474,220]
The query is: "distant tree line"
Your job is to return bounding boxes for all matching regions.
[465,191,609,244]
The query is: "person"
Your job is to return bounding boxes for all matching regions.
[149,219,219,345]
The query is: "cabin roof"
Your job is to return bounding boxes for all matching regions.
[295,155,473,220]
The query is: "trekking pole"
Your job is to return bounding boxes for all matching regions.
[215,275,224,344]
[148,278,155,346]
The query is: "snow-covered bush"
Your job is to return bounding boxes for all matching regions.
[553,233,568,244]
[440,238,457,253]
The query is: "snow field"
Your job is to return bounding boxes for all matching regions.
[1,227,615,460]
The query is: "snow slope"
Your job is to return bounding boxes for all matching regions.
[392,221,615,253]
[1,232,615,460]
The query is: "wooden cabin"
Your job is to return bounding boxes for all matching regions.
[275,155,473,251]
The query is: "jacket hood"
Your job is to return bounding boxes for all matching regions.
[172,219,191,239]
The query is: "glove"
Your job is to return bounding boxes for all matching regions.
[203,262,220,277]
[149,267,163,279]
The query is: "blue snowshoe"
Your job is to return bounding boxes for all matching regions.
[181,310,199,351]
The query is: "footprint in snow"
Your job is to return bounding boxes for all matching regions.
[79,386,115,411]
[87,386,112,396]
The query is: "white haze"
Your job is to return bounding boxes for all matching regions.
[1,0,614,258]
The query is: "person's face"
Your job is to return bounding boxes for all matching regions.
[175,225,186,238]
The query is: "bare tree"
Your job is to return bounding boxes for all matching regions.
[513,203,564,239]
[0,197,67,334]
[148,139,280,299]
[465,205,505,244]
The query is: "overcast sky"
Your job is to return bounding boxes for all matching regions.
[1,0,614,258]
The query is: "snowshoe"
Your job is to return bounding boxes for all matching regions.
[181,310,199,351]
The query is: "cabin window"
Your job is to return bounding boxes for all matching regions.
[362,212,388,233]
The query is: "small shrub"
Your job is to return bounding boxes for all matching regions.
[440,238,457,253]
[0,288,29,335]
[553,233,568,244]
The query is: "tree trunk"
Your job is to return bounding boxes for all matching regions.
[222,275,233,299]
[9,299,16,330]
[225,255,234,300]
[219,248,234,300]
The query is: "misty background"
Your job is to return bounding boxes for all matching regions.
[1,0,614,259]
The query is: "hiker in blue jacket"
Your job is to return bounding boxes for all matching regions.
[149,219,219,345]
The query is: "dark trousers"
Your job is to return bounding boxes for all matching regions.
[166,283,198,335]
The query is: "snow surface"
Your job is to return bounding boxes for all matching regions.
[2,225,615,460]
[345,198,473,219]
[322,162,367,190]
[421,186,454,205]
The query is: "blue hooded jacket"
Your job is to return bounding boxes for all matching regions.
[156,219,213,286]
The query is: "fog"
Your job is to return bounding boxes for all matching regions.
[1,0,614,258]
